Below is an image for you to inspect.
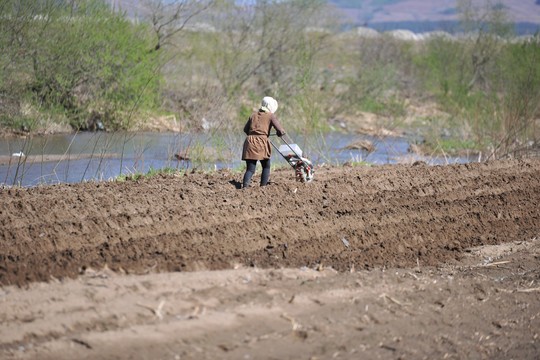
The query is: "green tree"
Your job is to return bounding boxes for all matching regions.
[495,34,540,154]
[0,0,160,130]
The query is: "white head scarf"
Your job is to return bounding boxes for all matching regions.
[261,96,278,114]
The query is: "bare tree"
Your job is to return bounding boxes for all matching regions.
[457,0,513,91]
[206,0,335,97]
[143,0,215,51]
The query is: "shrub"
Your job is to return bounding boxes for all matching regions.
[0,0,160,131]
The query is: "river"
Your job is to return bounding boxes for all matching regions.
[0,131,471,187]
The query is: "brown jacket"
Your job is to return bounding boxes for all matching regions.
[242,111,286,160]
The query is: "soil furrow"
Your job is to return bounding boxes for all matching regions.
[1,159,539,286]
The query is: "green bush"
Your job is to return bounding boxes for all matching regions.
[0,0,160,131]
[415,31,539,154]
[496,34,540,147]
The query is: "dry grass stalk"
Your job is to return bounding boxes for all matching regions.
[137,300,166,319]
[281,313,299,330]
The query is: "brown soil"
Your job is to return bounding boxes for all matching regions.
[1,159,539,359]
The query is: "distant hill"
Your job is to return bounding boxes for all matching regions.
[330,0,540,34]
[109,0,540,35]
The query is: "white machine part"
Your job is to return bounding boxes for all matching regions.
[278,144,302,158]
[269,135,314,183]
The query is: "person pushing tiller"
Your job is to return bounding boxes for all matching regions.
[241,96,285,188]
[241,96,314,188]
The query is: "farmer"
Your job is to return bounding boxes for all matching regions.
[242,96,286,188]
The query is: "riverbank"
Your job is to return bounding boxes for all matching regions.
[0,153,120,166]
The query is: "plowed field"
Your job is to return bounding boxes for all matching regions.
[1,159,539,359]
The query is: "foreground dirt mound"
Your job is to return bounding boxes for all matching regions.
[1,236,539,359]
[1,159,539,286]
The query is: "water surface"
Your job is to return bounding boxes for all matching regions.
[0,131,470,187]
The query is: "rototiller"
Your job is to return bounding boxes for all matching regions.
[269,134,314,183]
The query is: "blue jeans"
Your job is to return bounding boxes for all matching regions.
[243,159,270,188]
